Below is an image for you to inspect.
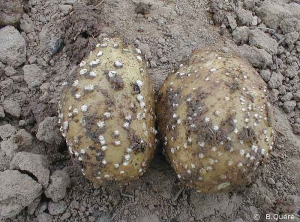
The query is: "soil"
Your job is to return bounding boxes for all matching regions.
[0,0,300,222]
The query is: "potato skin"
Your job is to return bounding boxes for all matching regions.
[59,37,156,185]
[157,47,274,193]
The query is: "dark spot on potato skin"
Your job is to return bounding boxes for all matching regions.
[238,127,257,143]
[82,115,106,143]
[182,169,202,182]
[101,89,109,96]
[70,87,79,98]
[74,136,82,145]
[89,146,96,150]
[196,125,229,147]
[167,117,178,130]
[186,100,206,115]
[220,114,236,133]
[83,116,99,129]
[129,102,138,113]
[104,70,125,90]
[246,92,255,103]
[223,138,233,151]
[184,89,237,147]
[91,165,103,177]
[96,150,105,162]
[100,89,116,107]
[84,73,97,79]
[166,87,181,110]
[128,131,147,153]
[186,88,208,117]
[88,132,99,142]
[81,152,90,161]
[157,87,182,137]
[226,81,240,92]
[106,98,115,107]
[111,132,119,139]
[132,83,140,95]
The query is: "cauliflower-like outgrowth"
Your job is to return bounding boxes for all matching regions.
[59,37,156,185]
[157,47,274,193]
